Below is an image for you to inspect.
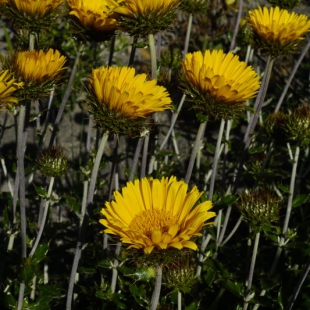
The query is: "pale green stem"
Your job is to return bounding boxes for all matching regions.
[281,145,300,240]
[29,177,55,257]
[66,131,109,310]
[209,119,225,200]
[185,122,207,184]
[148,33,157,80]
[111,242,121,293]
[159,94,186,151]
[129,137,143,181]
[243,57,274,149]
[274,39,310,113]
[150,266,162,310]
[221,215,243,247]
[49,44,84,147]
[243,232,261,310]
[183,13,193,57]
[140,135,149,178]
[196,233,212,278]
[286,256,310,310]
[254,146,300,310]
[17,31,35,310]
[229,0,243,51]
[178,291,182,310]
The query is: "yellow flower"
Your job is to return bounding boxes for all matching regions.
[68,0,121,39]
[15,49,66,84]
[182,50,260,119]
[112,0,180,37]
[248,6,310,56]
[100,176,215,254]
[0,70,23,109]
[6,0,63,17]
[87,66,171,135]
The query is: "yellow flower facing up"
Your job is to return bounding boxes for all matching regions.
[68,0,121,41]
[87,66,172,135]
[182,50,260,120]
[248,6,310,57]
[5,0,64,29]
[0,70,23,109]
[112,0,180,37]
[100,176,215,254]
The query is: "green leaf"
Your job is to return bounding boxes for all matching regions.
[33,184,48,198]
[292,194,309,208]
[31,243,49,265]
[185,301,200,310]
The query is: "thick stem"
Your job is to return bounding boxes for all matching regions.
[29,177,55,257]
[178,291,182,310]
[243,232,261,310]
[150,266,162,310]
[66,131,109,310]
[184,122,207,184]
[110,242,121,293]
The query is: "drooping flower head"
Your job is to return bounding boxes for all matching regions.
[4,0,64,30]
[181,49,260,120]
[68,0,122,42]
[100,176,215,254]
[10,49,67,99]
[0,70,24,110]
[112,0,180,37]
[87,66,172,135]
[247,6,310,57]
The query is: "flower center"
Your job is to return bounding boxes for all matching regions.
[129,209,177,237]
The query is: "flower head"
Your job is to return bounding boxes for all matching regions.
[5,0,64,30]
[0,70,24,110]
[100,176,215,254]
[237,188,280,233]
[112,0,180,37]
[87,66,172,135]
[68,0,121,42]
[247,6,310,57]
[12,49,66,99]
[180,0,208,14]
[36,146,69,178]
[181,50,260,120]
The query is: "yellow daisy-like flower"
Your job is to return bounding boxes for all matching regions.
[7,0,63,16]
[0,70,23,109]
[68,0,121,41]
[248,6,310,57]
[112,0,180,37]
[100,176,215,254]
[181,49,260,120]
[12,49,66,99]
[87,66,172,135]
[15,49,66,84]
[5,0,64,29]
